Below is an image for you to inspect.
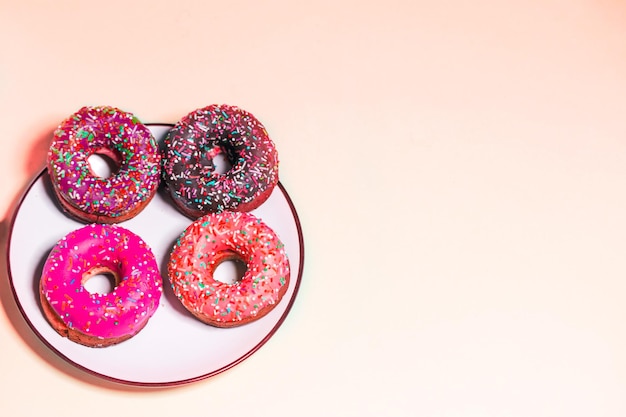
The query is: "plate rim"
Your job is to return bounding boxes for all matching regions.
[5,123,305,388]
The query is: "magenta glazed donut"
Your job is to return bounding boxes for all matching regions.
[168,211,290,327]
[161,104,279,218]
[47,106,161,223]
[39,224,162,347]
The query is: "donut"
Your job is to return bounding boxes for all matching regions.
[161,104,279,218]
[47,106,161,223]
[168,211,290,327]
[39,224,162,347]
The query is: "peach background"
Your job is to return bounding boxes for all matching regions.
[1,0,626,415]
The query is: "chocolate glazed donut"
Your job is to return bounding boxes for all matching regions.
[161,104,279,218]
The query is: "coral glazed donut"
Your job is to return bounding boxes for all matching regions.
[39,224,162,347]
[168,211,290,327]
[162,104,279,218]
[47,106,161,223]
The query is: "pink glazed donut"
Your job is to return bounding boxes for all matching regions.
[39,224,162,347]
[168,211,290,327]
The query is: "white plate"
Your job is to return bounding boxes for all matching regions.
[6,124,304,386]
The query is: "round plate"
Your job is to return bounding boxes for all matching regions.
[6,124,304,386]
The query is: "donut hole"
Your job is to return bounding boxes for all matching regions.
[88,149,122,178]
[82,268,119,295]
[214,258,247,285]
[212,152,232,175]
[201,145,233,175]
